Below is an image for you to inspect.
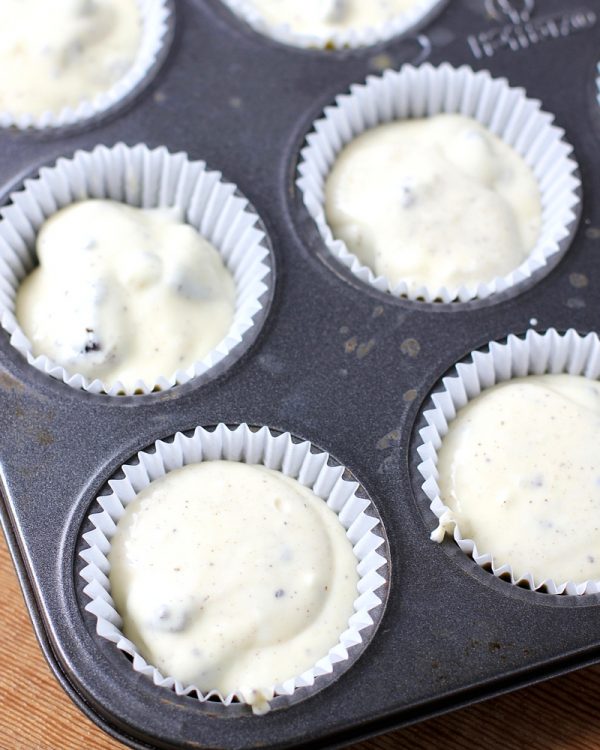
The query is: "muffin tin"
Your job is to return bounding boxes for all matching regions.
[1,0,600,748]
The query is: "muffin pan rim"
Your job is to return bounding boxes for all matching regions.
[2,1,600,748]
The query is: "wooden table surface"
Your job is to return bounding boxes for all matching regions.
[2,533,600,750]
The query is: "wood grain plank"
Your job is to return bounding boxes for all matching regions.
[2,532,599,750]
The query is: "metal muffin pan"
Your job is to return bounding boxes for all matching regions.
[1,0,600,748]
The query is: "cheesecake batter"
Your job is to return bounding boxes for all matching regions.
[325,114,542,296]
[435,375,600,583]
[108,461,359,708]
[16,200,235,389]
[0,0,141,117]
[239,0,423,38]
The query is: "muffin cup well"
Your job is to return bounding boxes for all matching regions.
[416,328,600,595]
[0,143,273,396]
[297,63,581,304]
[218,0,447,50]
[79,423,388,714]
[0,0,173,131]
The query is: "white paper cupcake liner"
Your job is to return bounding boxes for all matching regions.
[79,423,388,714]
[297,63,581,303]
[0,0,172,130]
[0,143,272,396]
[219,0,446,49]
[416,328,600,595]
